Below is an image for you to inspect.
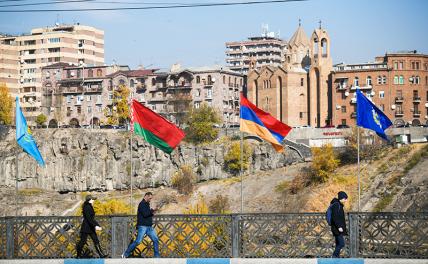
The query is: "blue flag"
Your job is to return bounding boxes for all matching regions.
[356,89,392,140]
[15,97,45,166]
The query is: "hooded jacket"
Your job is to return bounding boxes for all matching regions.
[80,201,100,234]
[330,198,347,236]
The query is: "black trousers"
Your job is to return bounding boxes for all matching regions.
[77,232,100,251]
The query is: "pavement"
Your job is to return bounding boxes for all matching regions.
[0,259,427,264]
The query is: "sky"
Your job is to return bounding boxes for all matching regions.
[0,0,427,69]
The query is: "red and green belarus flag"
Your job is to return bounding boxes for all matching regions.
[131,100,185,153]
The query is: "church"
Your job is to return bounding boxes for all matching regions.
[247,23,333,127]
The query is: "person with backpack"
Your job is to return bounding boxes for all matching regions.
[122,192,160,258]
[326,191,348,258]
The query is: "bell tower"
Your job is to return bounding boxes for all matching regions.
[308,22,333,127]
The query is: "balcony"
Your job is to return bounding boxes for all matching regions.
[359,84,373,90]
[413,110,421,117]
[395,96,404,103]
[395,111,404,117]
[149,97,166,102]
[413,96,421,102]
[62,86,84,94]
[85,87,103,93]
[168,95,192,102]
[168,84,192,90]
[75,101,82,106]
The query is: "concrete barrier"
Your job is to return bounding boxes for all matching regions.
[1,259,427,264]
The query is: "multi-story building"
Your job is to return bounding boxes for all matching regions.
[225,31,287,74]
[41,63,129,127]
[145,65,243,126]
[247,25,333,127]
[331,51,428,127]
[0,24,104,124]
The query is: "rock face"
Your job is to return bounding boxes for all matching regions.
[0,127,305,193]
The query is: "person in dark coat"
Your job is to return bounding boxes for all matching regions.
[122,192,160,258]
[330,191,348,258]
[76,195,108,258]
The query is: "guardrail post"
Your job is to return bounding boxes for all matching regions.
[348,213,359,258]
[231,214,241,258]
[6,217,14,259]
[111,216,131,258]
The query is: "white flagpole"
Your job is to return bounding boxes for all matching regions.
[357,126,361,212]
[15,153,19,217]
[240,131,243,213]
[130,92,134,212]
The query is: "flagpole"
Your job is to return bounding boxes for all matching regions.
[130,92,134,212]
[240,131,243,213]
[357,126,361,212]
[15,152,19,217]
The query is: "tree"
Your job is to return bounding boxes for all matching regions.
[171,164,196,195]
[184,103,221,144]
[310,144,340,182]
[224,141,252,175]
[0,83,13,125]
[35,113,47,127]
[104,85,130,125]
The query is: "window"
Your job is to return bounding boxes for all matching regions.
[416,62,420,70]
[207,88,212,98]
[377,76,382,85]
[399,75,404,84]
[48,38,60,43]
[399,61,403,70]
[208,75,212,85]
[299,112,303,119]
[354,77,359,87]
[380,104,385,111]
[394,61,398,70]
[77,69,81,78]
[413,90,418,98]
[341,92,346,100]
[300,78,304,86]
[88,69,93,78]
[196,89,201,97]
[77,106,81,114]
[394,76,398,84]
[412,61,416,69]
[87,95,91,102]
[341,119,346,125]
[152,78,156,86]
[379,91,385,98]
[223,76,226,84]
[87,106,92,113]
[97,105,102,113]
[415,76,420,84]
[96,69,102,77]
[196,76,200,84]
[382,75,387,84]
[97,95,102,103]
[366,76,372,86]
[194,102,200,109]
[130,79,135,88]
[108,92,113,100]
[67,95,71,103]
[341,106,346,113]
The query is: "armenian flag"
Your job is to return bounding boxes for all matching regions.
[240,93,292,152]
[131,100,185,154]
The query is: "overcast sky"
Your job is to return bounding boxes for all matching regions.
[1,0,427,69]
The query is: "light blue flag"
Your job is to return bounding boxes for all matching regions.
[15,97,45,166]
[356,89,392,140]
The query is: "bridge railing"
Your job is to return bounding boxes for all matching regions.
[0,212,426,259]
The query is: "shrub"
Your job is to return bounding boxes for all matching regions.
[76,198,131,215]
[208,195,230,214]
[35,113,47,127]
[311,144,340,182]
[171,164,196,195]
[224,141,252,175]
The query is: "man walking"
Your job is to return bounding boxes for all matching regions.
[330,191,348,258]
[122,192,160,258]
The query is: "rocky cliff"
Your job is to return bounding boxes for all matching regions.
[0,127,305,193]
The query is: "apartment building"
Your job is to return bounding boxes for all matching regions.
[143,65,243,126]
[331,51,428,127]
[225,32,287,74]
[0,24,104,124]
[41,63,129,127]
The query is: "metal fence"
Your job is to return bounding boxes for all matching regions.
[0,212,426,259]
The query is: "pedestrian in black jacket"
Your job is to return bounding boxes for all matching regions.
[76,195,108,258]
[122,192,160,258]
[330,191,348,258]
